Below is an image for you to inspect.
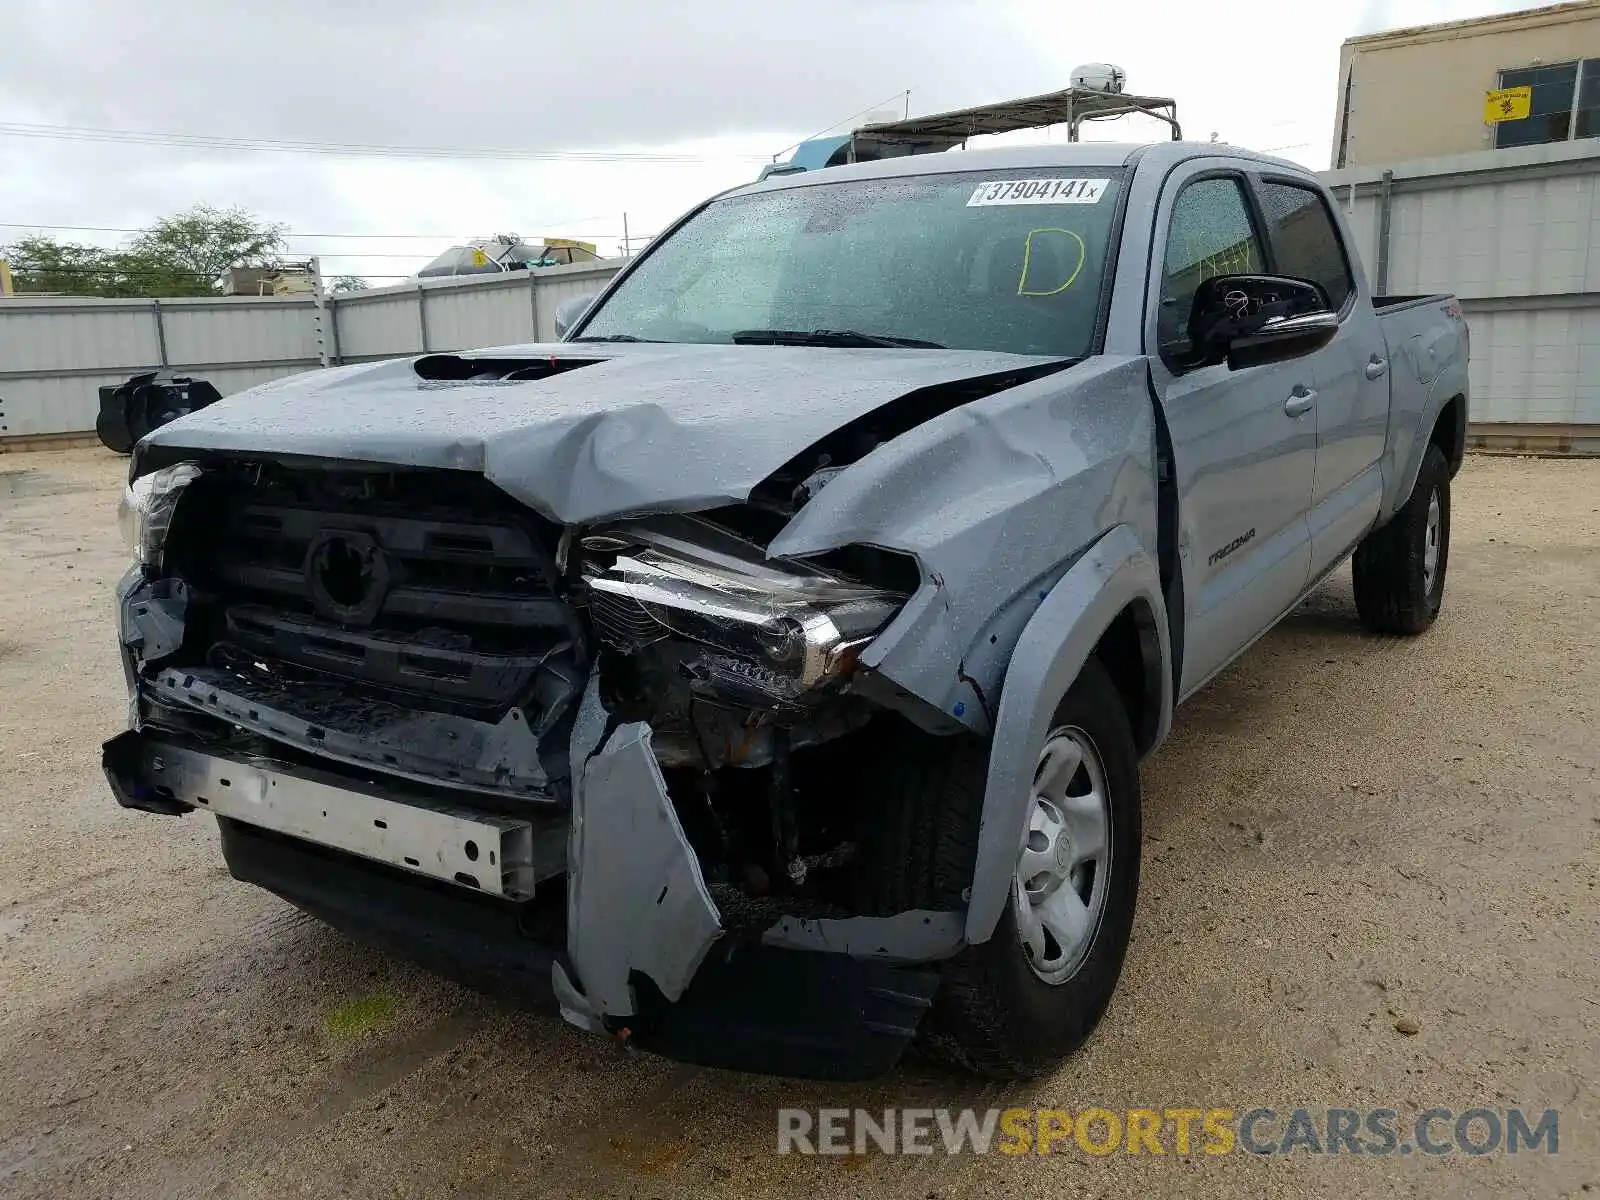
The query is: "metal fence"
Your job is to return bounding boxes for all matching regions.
[7,140,1600,445]
[1325,137,1600,435]
[0,260,620,440]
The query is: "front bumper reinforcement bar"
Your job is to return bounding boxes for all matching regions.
[102,730,561,899]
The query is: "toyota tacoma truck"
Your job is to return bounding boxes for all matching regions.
[104,139,1468,1079]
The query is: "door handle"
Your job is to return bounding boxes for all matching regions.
[1365,355,1389,380]
[1284,386,1316,418]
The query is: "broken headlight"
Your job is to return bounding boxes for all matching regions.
[117,462,202,568]
[583,520,908,707]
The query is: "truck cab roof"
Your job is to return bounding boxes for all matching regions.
[740,141,1318,198]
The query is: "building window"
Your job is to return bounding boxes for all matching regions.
[1495,60,1600,148]
[1579,63,1600,138]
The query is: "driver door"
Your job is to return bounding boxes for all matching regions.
[1147,166,1318,696]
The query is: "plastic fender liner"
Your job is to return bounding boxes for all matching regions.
[965,525,1171,945]
[118,570,188,668]
[564,705,723,1019]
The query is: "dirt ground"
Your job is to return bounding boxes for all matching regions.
[0,447,1595,1199]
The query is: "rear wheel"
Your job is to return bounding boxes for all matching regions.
[1352,443,1451,634]
[869,658,1141,1078]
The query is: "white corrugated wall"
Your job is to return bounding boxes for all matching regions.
[0,262,622,438]
[1328,139,1600,428]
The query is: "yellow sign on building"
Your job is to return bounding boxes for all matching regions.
[1484,86,1532,124]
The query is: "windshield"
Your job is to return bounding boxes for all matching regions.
[577,167,1127,357]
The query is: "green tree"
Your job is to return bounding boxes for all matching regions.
[120,205,287,296]
[3,205,288,297]
[329,274,370,294]
[4,234,132,297]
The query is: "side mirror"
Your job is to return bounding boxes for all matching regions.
[554,292,599,339]
[1187,274,1337,371]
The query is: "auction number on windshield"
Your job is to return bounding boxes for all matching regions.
[967,178,1109,206]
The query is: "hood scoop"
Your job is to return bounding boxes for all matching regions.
[413,353,607,383]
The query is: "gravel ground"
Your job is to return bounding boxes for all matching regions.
[0,448,1596,1200]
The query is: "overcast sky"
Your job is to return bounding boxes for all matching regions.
[0,0,1540,281]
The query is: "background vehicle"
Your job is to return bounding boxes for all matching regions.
[416,234,601,277]
[105,137,1467,1079]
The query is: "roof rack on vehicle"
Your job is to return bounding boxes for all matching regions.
[765,70,1181,179]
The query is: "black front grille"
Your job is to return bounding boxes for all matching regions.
[169,463,582,716]
[588,589,668,653]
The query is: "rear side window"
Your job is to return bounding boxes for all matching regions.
[1157,175,1265,356]
[1256,181,1355,311]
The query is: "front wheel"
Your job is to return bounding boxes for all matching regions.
[1352,443,1451,635]
[919,657,1141,1078]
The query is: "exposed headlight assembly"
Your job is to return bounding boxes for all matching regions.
[117,462,202,567]
[583,519,909,707]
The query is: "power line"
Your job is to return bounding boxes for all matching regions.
[1,217,627,241]
[0,221,478,241]
[0,120,772,164]
[282,241,627,258]
[8,264,415,280]
[7,265,215,277]
[769,89,913,161]
[282,250,615,260]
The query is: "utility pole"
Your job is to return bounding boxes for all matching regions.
[1346,72,1358,217]
[309,255,332,368]
[621,212,630,258]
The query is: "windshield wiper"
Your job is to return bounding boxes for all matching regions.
[568,334,661,343]
[730,328,947,349]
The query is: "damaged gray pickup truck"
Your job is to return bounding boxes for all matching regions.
[105,141,1469,1079]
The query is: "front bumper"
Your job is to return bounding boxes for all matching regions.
[104,721,952,1079]
[219,815,939,1078]
[113,537,965,1077]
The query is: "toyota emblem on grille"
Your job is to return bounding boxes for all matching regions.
[304,529,390,626]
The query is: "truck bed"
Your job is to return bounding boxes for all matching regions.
[1375,294,1463,362]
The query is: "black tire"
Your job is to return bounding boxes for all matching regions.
[1352,443,1451,635]
[856,717,988,919]
[867,658,1141,1078]
[94,407,134,454]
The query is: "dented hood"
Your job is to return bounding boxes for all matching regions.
[140,342,1061,523]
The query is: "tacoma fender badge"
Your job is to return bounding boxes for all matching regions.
[1207,528,1256,567]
